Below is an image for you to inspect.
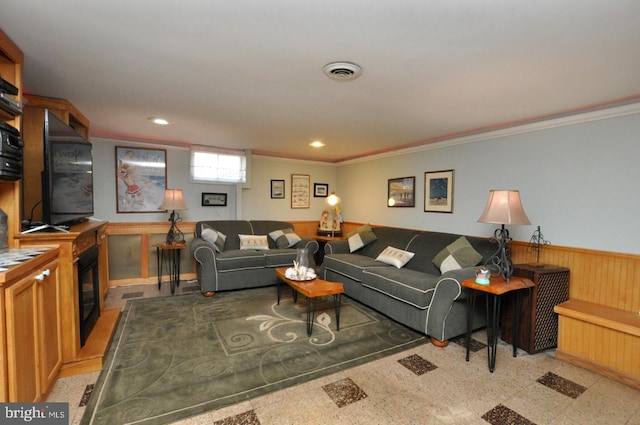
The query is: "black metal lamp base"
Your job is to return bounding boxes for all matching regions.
[165,210,185,244]
[486,224,514,281]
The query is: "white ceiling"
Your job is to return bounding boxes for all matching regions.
[2,1,640,162]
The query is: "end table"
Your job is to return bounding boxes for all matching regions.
[155,242,185,295]
[462,275,534,372]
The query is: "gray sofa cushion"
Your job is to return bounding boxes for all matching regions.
[250,221,299,248]
[215,249,266,271]
[195,221,253,250]
[358,227,422,259]
[322,253,384,282]
[264,249,300,267]
[362,267,440,309]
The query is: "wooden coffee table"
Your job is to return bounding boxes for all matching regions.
[275,267,345,336]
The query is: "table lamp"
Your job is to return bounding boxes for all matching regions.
[159,189,188,244]
[477,189,530,281]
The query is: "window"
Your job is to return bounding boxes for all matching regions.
[190,148,247,183]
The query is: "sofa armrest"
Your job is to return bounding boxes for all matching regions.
[439,267,478,294]
[190,238,216,265]
[190,238,219,293]
[324,240,350,255]
[425,267,477,341]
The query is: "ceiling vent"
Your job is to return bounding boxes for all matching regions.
[323,62,362,82]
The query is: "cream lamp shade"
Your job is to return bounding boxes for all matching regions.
[477,189,530,225]
[159,189,188,244]
[477,189,530,281]
[159,189,188,211]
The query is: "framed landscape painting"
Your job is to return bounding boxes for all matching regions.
[424,169,454,213]
[387,176,415,207]
[314,183,328,197]
[271,179,285,199]
[201,192,227,206]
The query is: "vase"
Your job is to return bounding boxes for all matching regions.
[295,247,309,278]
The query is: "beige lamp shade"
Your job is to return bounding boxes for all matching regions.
[159,189,188,211]
[477,190,530,225]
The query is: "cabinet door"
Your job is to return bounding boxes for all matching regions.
[38,259,62,395]
[5,274,40,402]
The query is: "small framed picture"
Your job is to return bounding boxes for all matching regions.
[387,176,415,207]
[424,169,454,213]
[314,183,329,197]
[201,192,227,207]
[271,179,285,199]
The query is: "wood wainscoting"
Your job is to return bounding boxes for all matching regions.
[510,241,640,389]
[105,221,197,287]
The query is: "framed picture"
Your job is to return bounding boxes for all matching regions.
[291,174,310,208]
[116,146,167,213]
[314,183,329,197]
[387,176,415,207]
[424,169,454,213]
[271,179,285,199]
[201,192,227,206]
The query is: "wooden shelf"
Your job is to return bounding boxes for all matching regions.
[555,299,640,337]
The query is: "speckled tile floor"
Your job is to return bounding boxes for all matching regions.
[48,281,640,425]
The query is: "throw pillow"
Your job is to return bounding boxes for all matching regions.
[268,228,302,249]
[347,223,378,252]
[432,236,483,273]
[376,246,415,269]
[201,226,226,253]
[238,234,270,250]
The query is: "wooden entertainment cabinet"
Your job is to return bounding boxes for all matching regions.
[0,30,117,401]
[15,221,112,375]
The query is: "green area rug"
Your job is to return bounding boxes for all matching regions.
[81,286,427,425]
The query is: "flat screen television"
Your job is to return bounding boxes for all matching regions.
[40,109,94,229]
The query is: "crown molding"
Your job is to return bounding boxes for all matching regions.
[338,101,640,166]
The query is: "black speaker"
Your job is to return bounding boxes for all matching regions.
[500,264,570,353]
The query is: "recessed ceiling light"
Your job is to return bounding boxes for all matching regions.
[149,117,170,125]
[310,141,325,148]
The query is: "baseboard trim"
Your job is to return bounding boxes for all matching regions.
[556,349,640,390]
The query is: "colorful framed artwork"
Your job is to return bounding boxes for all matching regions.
[201,192,227,206]
[271,179,285,199]
[387,176,415,207]
[424,169,454,213]
[291,174,310,208]
[314,183,328,197]
[115,146,167,213]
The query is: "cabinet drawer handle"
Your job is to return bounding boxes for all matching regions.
[36,269,51,281]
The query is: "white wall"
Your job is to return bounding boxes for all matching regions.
[337,111,640,255]
[242,156,337,221]
[92,141,238,223]
[91,141,337,224]
[91,109,640,255]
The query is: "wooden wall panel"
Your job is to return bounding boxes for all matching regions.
[104,221,640,319]
[511,242,640,314]
[557,316,640,386]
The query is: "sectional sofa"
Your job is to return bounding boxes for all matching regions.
[190,220,319,296]
[320,225,496,345]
